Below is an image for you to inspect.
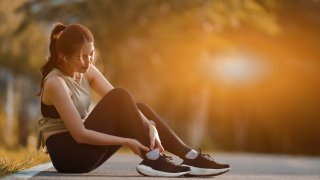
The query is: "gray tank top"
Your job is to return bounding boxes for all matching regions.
[37,68,91,153]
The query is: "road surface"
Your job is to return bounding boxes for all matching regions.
[6,152,320,179]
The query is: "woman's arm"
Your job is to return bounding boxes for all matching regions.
[86,64,114,97]
[86,64,164,151]
[44,76,147,151]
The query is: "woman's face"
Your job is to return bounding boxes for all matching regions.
[67,42,94,73]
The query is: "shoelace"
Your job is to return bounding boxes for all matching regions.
[198,148,214,161]
[160,154,175,164]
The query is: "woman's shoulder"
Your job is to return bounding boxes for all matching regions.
[42,73,71,105]
[43,68,63,82]
[44,75,69,93]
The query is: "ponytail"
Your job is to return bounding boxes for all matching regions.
[37,22,66,96]
[37,22,94,96]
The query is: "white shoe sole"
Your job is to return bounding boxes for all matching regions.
[181,164,231,176]
[136,164,191,177]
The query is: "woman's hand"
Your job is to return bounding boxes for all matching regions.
[148,122,165,153]
[124,138,150,158]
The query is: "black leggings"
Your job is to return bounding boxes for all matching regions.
[46,88,191,173]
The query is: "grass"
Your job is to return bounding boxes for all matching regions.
[0,110,51,177]
[0,142,51,178]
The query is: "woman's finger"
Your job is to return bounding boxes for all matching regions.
[150,137,155,150]
[155,139,165,153]
[136,149,142,158]
[149,129,156,150]
[139,143,150,151]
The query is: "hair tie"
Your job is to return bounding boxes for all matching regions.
[53,30,64,40]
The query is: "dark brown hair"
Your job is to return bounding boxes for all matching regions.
[38,22,94,95]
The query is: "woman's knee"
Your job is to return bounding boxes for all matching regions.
[102,88,133,102]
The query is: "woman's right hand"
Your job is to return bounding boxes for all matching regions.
[124,138,150,158]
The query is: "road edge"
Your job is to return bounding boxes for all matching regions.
[1,162,53,180]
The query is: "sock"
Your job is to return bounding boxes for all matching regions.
[145,148,160,160]
[185,149,198,159]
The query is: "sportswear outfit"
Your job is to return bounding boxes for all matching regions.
[37,68,230,176]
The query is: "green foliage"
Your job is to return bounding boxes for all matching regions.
[0,0,47,78]
[1,0,319,155]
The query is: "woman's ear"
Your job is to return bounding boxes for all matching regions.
[58,53,66,63]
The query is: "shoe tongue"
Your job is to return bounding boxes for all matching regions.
[197,149,213,160]
[201,153,213,161]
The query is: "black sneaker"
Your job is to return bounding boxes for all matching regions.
[136,154,191,177]
[181,149,230,176]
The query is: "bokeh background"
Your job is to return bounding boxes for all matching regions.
[1,0,320,156]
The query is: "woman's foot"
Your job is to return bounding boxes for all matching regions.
[136,154,191,177]
[181,149,231,176]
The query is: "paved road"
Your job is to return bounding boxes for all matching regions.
[24,152,320,179]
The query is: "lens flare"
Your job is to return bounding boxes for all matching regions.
[201,51,271,86]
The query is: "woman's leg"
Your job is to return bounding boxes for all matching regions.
[84,88,150,147]
[46,88,150,173]
[46,132,111,173]
[137,103,192,158]
[89,145,121,169]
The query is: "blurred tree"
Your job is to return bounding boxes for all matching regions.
[0,0,46,147]
[7,0,319,155]
[14,0,280,109]
[15,0,279,77]
[13,0,283,150]
[0,0,47,77]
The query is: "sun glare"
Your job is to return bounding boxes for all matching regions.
[201,52,270,86]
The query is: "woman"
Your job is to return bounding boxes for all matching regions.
[37,22,230,177]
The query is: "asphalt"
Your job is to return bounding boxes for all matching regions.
[6,152,320,179]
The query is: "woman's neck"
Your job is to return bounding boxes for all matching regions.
[57,63,78,79]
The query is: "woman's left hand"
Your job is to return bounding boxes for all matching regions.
[148,122,164,153]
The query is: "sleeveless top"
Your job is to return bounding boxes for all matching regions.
[36,68,91,153]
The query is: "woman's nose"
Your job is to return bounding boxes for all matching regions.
[83,56,91,64]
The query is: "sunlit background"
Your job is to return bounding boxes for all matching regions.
[1,0,320,157]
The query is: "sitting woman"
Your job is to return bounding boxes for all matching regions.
[37,22,230,177]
